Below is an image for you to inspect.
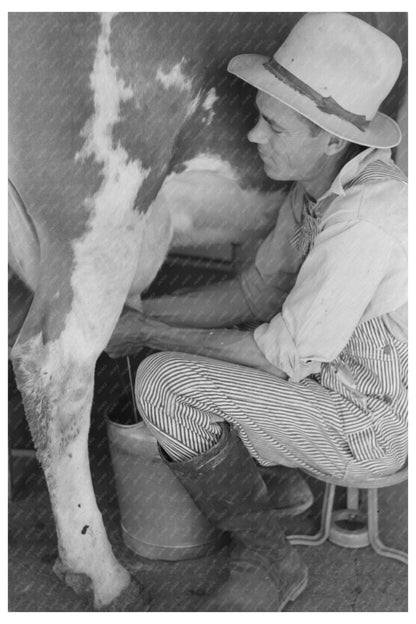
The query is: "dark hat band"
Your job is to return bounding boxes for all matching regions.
[263,58,370,132]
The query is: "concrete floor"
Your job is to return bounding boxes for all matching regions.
[8,471,408,612]
[8,353,408,612]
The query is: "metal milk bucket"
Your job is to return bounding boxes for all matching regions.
[106,396,224,561]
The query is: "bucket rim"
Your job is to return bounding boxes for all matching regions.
[105,413,146,430]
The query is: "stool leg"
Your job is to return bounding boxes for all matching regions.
[367,488,408,565]
[347,487,359,510]
[8,445,14,501]
[288,483,336,546]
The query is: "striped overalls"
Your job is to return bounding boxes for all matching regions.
[136,156,407,481]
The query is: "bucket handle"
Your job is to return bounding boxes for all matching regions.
[126,355,140,424]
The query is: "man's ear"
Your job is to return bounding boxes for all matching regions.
[325,133,348,156]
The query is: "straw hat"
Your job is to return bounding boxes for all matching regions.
[228,13,402,148]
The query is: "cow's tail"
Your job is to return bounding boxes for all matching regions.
[8,178,41,291]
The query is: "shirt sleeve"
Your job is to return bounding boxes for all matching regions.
[238,189,305,321]
[253,219,396,381]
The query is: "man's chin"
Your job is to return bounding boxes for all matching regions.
[263,164,286,181]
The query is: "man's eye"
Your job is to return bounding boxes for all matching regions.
[257,114,282,134]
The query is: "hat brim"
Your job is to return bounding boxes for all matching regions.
[228,54,401,149]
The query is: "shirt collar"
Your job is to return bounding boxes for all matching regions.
[317,146,392,202]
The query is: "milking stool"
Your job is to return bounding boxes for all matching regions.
[288,462,408,565]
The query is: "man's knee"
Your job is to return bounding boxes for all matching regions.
[136,352,168,399]
[135,351,189,417]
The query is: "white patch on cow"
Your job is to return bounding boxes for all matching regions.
[156,58,199,119]
[75,14,137,171]
[65,13,154,361]
[186,91,202,118]
[182,154,231,176]
[102,11,118,25]
[201,88,219,125]
[156,59,193,93]
[180,153,238,181]
[202,88,219,111]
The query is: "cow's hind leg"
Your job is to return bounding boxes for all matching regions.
[12,332,149,609]
[11,255,151,609]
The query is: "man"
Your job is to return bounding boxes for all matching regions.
[107,13,407,611]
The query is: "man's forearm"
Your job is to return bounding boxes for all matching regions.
[139,318,287,378]
[143,277,255,328]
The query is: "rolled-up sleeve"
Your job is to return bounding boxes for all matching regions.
[253,219,397,381]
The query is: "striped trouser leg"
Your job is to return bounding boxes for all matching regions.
[135,351,354,479]
[135,352,224,461]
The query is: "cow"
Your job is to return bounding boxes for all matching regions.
[8,12,407,611]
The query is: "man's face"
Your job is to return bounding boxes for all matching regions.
[248,91,329,183]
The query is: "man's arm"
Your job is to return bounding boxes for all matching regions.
[253,219,401,381]
[141,191,300,329]
[106,311,287,379]
[142,277,256,328]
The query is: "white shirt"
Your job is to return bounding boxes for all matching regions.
[239,147,407,382]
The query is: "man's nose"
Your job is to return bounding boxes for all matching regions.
[247,119,268,144]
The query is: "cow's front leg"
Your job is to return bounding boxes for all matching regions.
[12,334,147,610]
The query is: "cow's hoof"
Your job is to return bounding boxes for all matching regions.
[53,557,93,596]
[98,577,151,612]
[53,558,150,611]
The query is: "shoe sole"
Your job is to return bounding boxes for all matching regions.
[278,568,308,612]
